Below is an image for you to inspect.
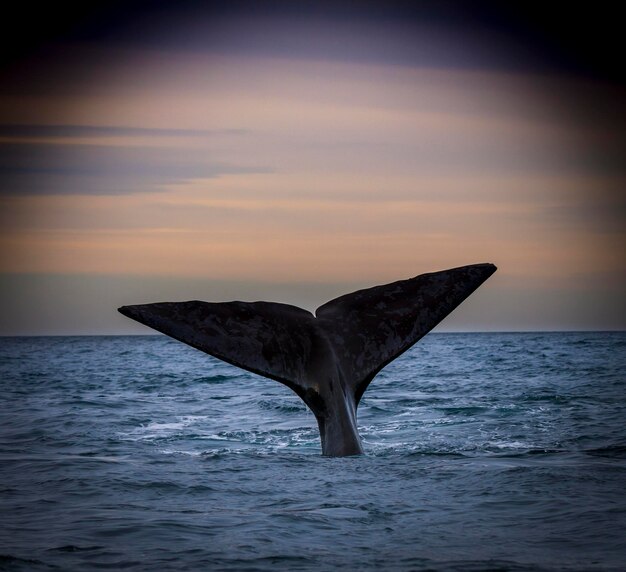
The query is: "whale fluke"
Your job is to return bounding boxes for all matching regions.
[119,263,496,456]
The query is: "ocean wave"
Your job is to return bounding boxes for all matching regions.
[2,332,625,571]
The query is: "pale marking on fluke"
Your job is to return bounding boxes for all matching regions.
[118,263,497,456]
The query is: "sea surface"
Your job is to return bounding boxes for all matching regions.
[1,332,625,571]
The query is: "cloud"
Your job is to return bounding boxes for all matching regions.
[0,124,247,138]
[0,139,268,195]
[16,2,616,81]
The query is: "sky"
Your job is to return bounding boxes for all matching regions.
[0,1,624,334]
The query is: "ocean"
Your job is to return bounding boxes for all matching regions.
[1,332,625,571]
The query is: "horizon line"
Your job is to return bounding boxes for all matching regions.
[2,329,624,338]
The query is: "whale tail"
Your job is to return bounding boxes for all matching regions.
[119,263,496,455]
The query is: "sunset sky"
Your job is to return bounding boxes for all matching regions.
[0,1,624,334]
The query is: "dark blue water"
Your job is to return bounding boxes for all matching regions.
[1,332,625,571]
